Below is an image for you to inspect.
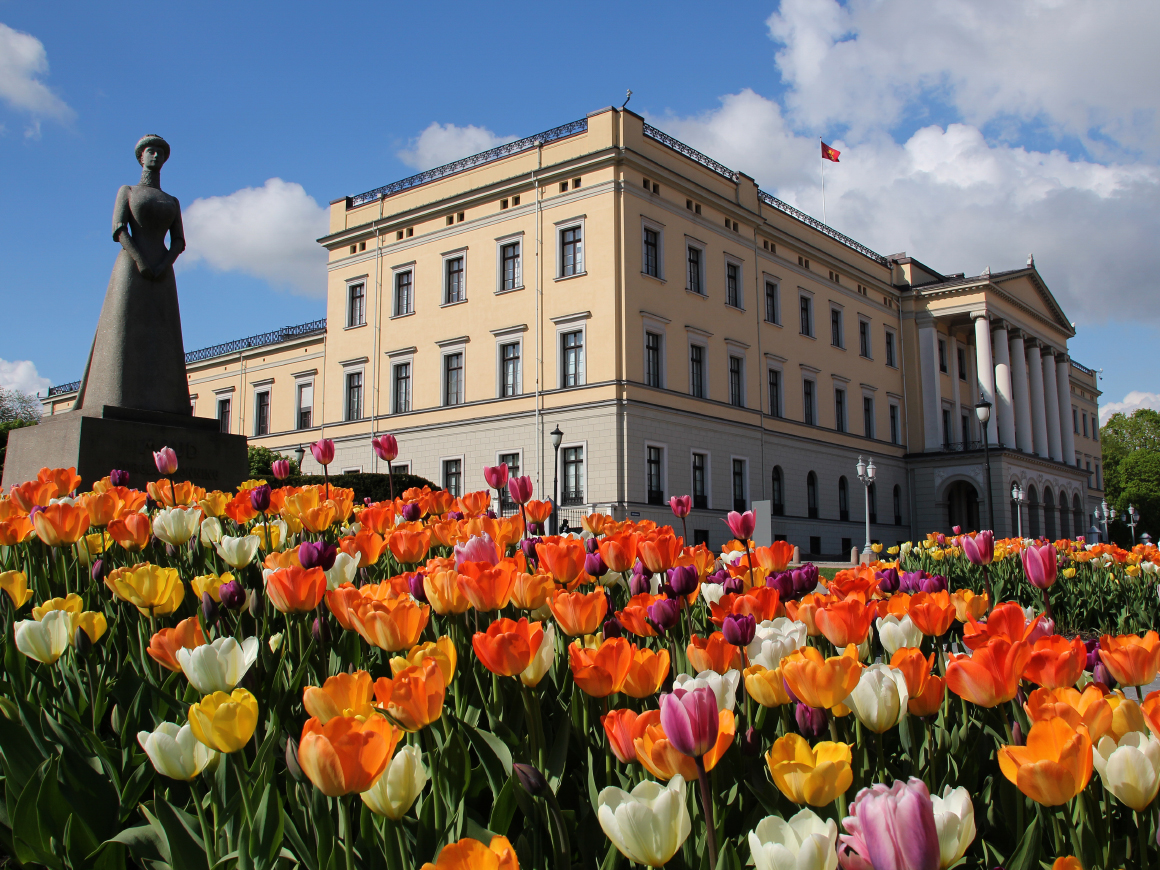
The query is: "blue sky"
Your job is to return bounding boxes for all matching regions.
[2,0,1158,420]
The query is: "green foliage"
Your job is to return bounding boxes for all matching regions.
[286,471,437,502]
[1101,409,1160,543]
[247,445,300,479]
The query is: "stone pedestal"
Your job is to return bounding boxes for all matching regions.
[1,405,248,492]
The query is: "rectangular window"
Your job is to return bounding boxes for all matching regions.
[443,459,462,498]
[296,382,313,430]
[445,256,465,304]
[1082,413,1088,437]
[961,413,970,445]
[831,309,843,348]
[835,388,846,432]
[501,342,521,397]
[562,330,584,387]
[859,320,870,358]
[768,369,781,417]
[563,446,584,504]
[800,296,813,336]
[645,331,662,387]
[765,281,779,324]
[942,408,952,448]
[500,242,521,291]
[729,356,743,407]
[692,452,707,509]
[347,283,366,328]
[443,353,464,406]
[863,396,874,438]
[394,270,413,316]
[690,344,705,398]
[646,446,664,505]
[889,404,899,445]
[687,246,703,294]
[345,371,363,421]
[938,339,948,373]
[392,362,411,413]
[1096,462,1101,489]
[561,225,583,276]
[885,330,896,367]
[254,391,270,436]
[726,263,740,307]
[217,397,231,434]
[1073,407,1079,434]
[1094,421,1099,442]
[643,228,659,278]
[957,347,967,381]
[498,452,520,511]
[804,380,815,425]
[732,459,747,512]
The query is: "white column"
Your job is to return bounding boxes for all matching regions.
[918,319,942,450]
[973,313,995,405]
[1008,332,1035,453]
[991,323,1017,448]
[1057,355,1076,466]
[950,336,963,443]
[968,344,980,439]
[1026,342,1049,456]
[1042,349,1063,462]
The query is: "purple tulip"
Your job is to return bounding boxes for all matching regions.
[723,510,756,541]
[722,574,745,595]
[584,552,608,578]
[630,569,653,597]
[659,687,719,758]
[299,541,338,571]
[90,558,105,583]
[1011,720,1024,746]
[486,509,497,519]
[585,536,600,554]
[1084,639,1100,672]
[109,469,130,487]
[722,613,756,647]
[520,537,541,565]
[875,567,900,594]
[899,571,926,594]
[795,703,827,740]
[740,724,762,757]
[454,534,500,569]
[767,570,794,599]
[312,615,331,645]
[401,503,422,522]
[793,564,820,597]
[962,530,994,566]
[839,778,941,870]
[647,598,681,633]
[602,617,623,639]
[409,573,428,602]
[706,568,729,586]
[668,565,698,596]
[529,522,545,536]
[1094,659,1116,689]
[219,578,246,610]
[201,591,219,626]
[250,484,271,513]
[919,574,947,594]
[1022,543,1058,590]
[447,510,465,521]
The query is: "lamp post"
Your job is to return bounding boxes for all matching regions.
[294,444,306,474]
[975,395,995,531]
[1011,483,1026,539]
[550,425,563,535]
[1093,498,1116,544]
[855,455,876,560]
[1127,505,1140,545]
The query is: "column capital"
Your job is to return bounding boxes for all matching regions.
[990,319,1011,334]
[970,310,990,322]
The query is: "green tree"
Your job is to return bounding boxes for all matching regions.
[247,445,300,479]
[0,386,41,478]
[1101,408,1160,544]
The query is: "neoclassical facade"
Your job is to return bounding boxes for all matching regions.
[43,107,1103,552]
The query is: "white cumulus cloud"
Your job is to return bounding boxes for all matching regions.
[181,178,329,297]
[1100,392,1160,425]
[397,122,517,171]
[0,23,73,127]
[0,358,51,396]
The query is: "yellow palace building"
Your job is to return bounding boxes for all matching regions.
[44,107,1104,554]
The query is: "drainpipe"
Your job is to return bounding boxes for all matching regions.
[534,142,544,499]
[752,222,766,500]
[370,195,385,471]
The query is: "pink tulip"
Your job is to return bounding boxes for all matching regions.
[961,530,994,566]
[723,510,756,541]
[659,687,719,758]
[669,495,692,519]
[152,446,178,476]
[310,439,335,467]
[1021,542,1058,590]
[371,434,398,462]
[484,463,510,491]
[1025,614,1055,644]
[839,778,941,870]
[951,525,962,535]
[271,459,290,480]
[508,475,533,505]
[454,534,500,569]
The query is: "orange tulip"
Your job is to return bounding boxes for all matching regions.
[633,708,735,782]
[0,516,34,546]
[389,528,431,565]
[300,503,338,534]
[146,616,206,672]
[80,490,121,526]
[266,566,327,613]
[678,542,717,581]
[1025,686,1112,743]
[224,490,259,525]
[9,479,56,512]
[303,671,378,722]
[784,593,826,637]
[617,593,660,637]
[638,533,683,574]
[781,645,863,709]
[909,674,946,716]
[602,709,639,763]
[341,529,388,567]
[423,567,471,615]
[373,659,445,731]
[814,599,875,647]
[524,499,553,525]
[536,540,587,587]
[510,571,555,611]
[31,503,90,546]
[298,714,398,796]
[946,638,1031,707]
[352,597,430,652]
[325,584,364,631]
[621,647,670,698]
[0,496,23,521]
[419,834,518,870]
[1098,631,1160,688]
[147,479,204,508]
[1023,636,1087,689]
[709,587,781,626]
[327,489,356,523]
[889,647,936,697]
[357,504,396,535]
[962,601,1037,650]
[687,632,743,674]
[108,513,151,551]
[457,560,518,612]
[950,589,989,622]
[907,591,957,638]
[472,618,545,676]
[599,533,640,574]
[549,588,608,637]
[754,540,794,573]
[569,637,633,697]
[1142,691,1160,740]
[827,566,879,602]
[998,717,1093,806]
[37,466,83,499]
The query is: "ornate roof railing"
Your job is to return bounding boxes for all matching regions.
[46,380,80,398]
[348,118,589,209]
[757,191,888,266]
[642,123,737,182]
[1071,360,1096,377]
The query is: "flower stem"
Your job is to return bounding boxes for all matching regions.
[339,796,354,870]
[694,755,718,870]
[190,778,215,868]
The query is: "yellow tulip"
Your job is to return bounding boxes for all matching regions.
[73,611,108,644]
[0,571,33,609]
[198,491,231,518]
[105,563,185,615]
[191,572,234,602]
[765,734,853,806]
[188,688,259,753]
[745,665,792,707]
[390,636,458,685]
[32,593,83,621]
[1062,567,1076,579]
[74,533,106,565]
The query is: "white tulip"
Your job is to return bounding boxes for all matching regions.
[199,516,223,545]
[673,669,741,713]
[930,786,976,869]
[700,582,726,606]
[325,551,361,590]
[269,632,283,653]
[1093,731,1160,811]
[720,549,745,567]
[598,775,692,868]
[176,636,259,694]
[749,808,838,870]
[361,744,427,818]
[14,610,72,664]
[748,617,808,669]
[153,507,201,546]
[48,496,77,506]
[846,663,909,733]
[876,614,923,656]
[215,534,260,569]
[138,722,217,781]
[522,623,556,687]
[342,522,362,537]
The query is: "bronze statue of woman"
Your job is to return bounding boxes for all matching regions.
[75,134,192,416]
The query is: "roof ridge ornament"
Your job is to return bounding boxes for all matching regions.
[982,265,991,278]
[1027,253,1035,267]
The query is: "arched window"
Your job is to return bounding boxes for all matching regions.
[1073,493,1084,539]
[807,472,819,519]
[1028,485,1040,538]
[1060,493,1070,540]
[868,482,878,524]
[838,476,849,521]
[1044,487,1056,540]
[893,485,902,526]
[771,466,784,516]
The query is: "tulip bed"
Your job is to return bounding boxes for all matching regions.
[1,453,1159,870]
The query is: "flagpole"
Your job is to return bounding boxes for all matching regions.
[819,137,827,225]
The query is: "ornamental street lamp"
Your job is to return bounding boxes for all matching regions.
[294,444,306,472]
[1011,483,1027,539]
[1093,498,1116,544]
[550,425,564,535]
[975,395,995,531]
[1127,504,1140,545]
[856,455,876,559]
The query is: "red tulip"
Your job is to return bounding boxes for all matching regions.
[484,463,510,491]
[669,495,692,519]
[371,434,398,462]
[311,439,335,466]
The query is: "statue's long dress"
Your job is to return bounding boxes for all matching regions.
[75,184,191,415]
